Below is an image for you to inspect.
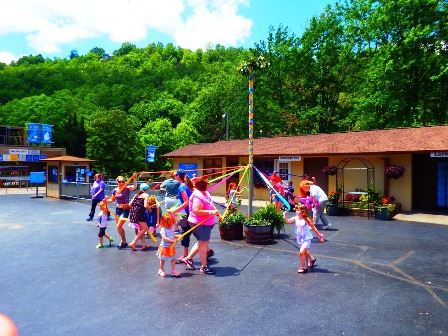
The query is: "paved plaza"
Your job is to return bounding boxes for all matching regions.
[0,189,447,335]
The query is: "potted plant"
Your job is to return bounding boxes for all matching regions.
[243,203,284,244]
[374,204,397,220]
[219,212,246,241]
[322,165,338,176]
[219,198,245,240]
[384,164,406,179]
[326,189,341,216]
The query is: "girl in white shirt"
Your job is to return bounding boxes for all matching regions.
[284,204,324,273]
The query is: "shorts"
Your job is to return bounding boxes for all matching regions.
[116,207,130,219]
[98,227,107,237]
[192,223,214,241]
[165,197,179,210]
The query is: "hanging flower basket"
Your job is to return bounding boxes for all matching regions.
[384,164,406,179]
[322,165,338,176]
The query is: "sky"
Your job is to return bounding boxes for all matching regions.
[0,0,336,64]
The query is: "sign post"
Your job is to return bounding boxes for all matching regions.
[30,172,45,199]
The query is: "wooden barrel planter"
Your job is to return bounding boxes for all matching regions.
[219,223,244,241]
[244,224,273,244]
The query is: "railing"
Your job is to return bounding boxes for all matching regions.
[0,176,30,192]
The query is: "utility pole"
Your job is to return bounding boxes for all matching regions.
[225,110,230,140]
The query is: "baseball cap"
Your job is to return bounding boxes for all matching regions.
[140,183,149,191]
[176,169,186,180]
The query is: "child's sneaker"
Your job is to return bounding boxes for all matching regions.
[181,257,195,270]
[199,265,215,275]
[171,270,181,278]
[96,243,104,249]
[158,269,166,277]
[109,237,114,246]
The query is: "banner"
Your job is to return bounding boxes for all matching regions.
[146,145,156,163]
[41,124,52,144]
[28,123,41,143]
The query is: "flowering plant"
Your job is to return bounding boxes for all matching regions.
[322,165,338,176]
[381,196,396,205]
[384,164,406,179]
[328,190,341,204]
[238,55,270,75]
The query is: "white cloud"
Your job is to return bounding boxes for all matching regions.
[0,51,19,64]
[0,0,252,54]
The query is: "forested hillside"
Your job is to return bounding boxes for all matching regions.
[1,0,446,176]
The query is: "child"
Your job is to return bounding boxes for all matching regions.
[284,203,324,273]
[226,183,242,207]
[145,195,160,237]
[96,205,114,248]
[157,214,181,277]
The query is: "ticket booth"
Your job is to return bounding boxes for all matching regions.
[40,155,95,199]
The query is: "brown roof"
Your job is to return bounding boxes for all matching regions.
[163,125,448,158]
[40,155,95,162]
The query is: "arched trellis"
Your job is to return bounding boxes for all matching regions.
[336,158,375,218]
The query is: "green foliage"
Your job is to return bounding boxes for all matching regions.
[251,203,285,233]
[220,211,247,226]
[0,0,446,174]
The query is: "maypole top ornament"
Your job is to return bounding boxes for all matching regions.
[238,55,270,76]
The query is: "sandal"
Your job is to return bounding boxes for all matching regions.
[171,270,181,278]
[297,267,308,273]
[141,245,149,251]
[158,269,166,277]
[308,258,316,268]
[129,243,137,251]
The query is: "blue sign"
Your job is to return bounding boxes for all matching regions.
[26,155,33,161]
[39,154,46,160]
[33,155,40,161]
[28,123,41,143]
[30,172,45,184]
[0,154,2,161]
[179,163,198,178]
[41,124,52,144]
[146,145,156,163]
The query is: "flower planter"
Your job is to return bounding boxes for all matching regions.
[244,224,273,244]
[326,203,339,216]
[349,208,361,216]
[374,207,394,220]
[219,222,244,241]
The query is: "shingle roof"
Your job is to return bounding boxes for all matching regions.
[163,125,448,158]
[40,155,95,162]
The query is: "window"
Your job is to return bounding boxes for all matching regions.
[48,165,58,183]
[276,161,291,182]
[253,159,274,187]
[203,158,222,178]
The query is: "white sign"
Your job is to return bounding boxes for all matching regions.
[9,149,28,154]
[430,152,448,157]
[19,154,27,161]
[3,154,10,161]
[279,156,301,161]
[29,149,40,154]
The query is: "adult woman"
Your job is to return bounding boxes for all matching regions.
[182,176,220,275]
[112,174,137,249]
[167,169,194,265]
[86,173,106,221]
[128,183,151,251]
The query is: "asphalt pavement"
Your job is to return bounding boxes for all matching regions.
[0,191,447,336]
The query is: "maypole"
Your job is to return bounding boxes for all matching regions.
[248,68,255,216]
[239,55,269,217]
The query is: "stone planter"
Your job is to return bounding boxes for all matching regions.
[244,224,273,244]
[219,222,244,241]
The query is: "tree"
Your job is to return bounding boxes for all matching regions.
[85,109,142,177]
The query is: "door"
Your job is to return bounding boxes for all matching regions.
[304,157,329,194]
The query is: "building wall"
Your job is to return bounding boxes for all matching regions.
[173,153,413,211]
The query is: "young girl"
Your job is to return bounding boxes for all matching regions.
[226,183,242,206]
[157,214,181,277]
[96,204,114,248]
[145,195,160,237]
[284,203,324,273]
[128,183,151,251]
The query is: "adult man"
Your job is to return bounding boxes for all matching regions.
[307,184,332,230]
[160,172,181,210]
